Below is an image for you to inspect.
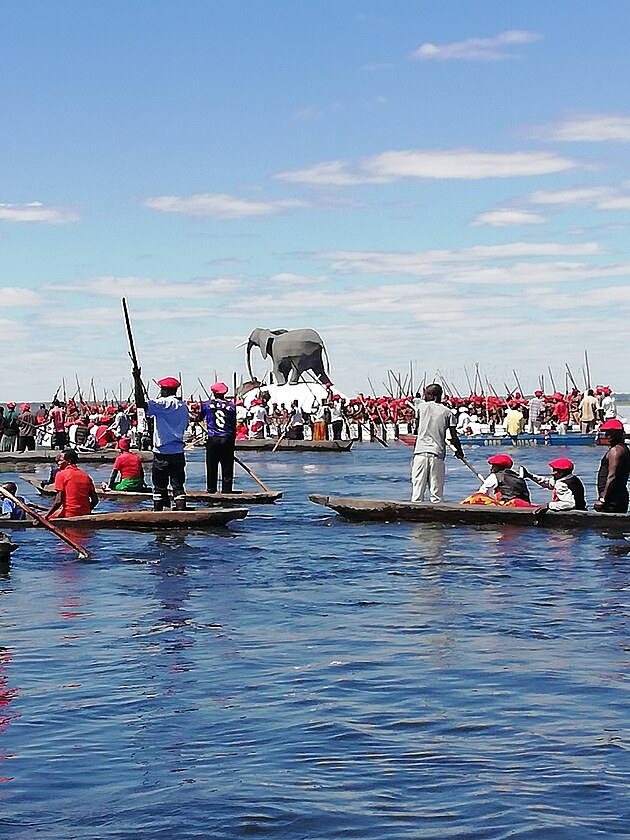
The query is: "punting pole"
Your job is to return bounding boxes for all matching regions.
[584,350,591,390]
[446,441,484,483]
[197,377,210,399]
[513,370,524,396]
[358,394,388,447]
[233,456,271,493]
[565,363,578,390]
[548,366,557,394]
[463,366,473,395]
[0,485,91,559]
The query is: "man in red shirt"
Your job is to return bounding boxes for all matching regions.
[107,438,147,492]
[552,394,569,435]
[46,450,98,519]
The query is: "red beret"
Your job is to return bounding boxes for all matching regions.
[117,437,131,451]
[488,454,513,468]
[601,419,624,431]
[157,377,180,389]
[6,402,16,408]
[211,381,228,395]
[534,390,543,397]
[549,458,573,471]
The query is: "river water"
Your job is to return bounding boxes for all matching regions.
[1,442,630,838]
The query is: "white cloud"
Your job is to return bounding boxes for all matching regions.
[275,149,576,185]
[0,287,42,306]
[48,275,241,299]
[538,113,630,142]
[472,209,546,227]
[143,193,306,219]
[315,242,600,275]
[269,273,325,285]
[39,306,217,327]
[274,161,380,186]
[0,202,79,223]
[530,184,630,210]
[412,30,542,61]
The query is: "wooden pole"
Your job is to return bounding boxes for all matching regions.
[0,485,91,559]
[584,350,592,390]
[233,456,272,493]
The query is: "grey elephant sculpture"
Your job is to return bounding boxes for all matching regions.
[246,327,332,386]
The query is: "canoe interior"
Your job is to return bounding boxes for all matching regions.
[235,439,353,452]
[20,476,281,504]
[6,507,248,531]
[309,494,630,531]
[399,433,601,448]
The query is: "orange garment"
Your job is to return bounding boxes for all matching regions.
[312,420,327,441]
[51,464,95,518]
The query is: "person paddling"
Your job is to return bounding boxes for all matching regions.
[521,457,586,511]
[594,419,630,513]
[46,450,99,520]
[133,373,189,511]
[198,381,236,494]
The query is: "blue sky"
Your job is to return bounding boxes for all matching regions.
[2,0,630,399]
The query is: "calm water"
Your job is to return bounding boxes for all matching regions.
[1,442,630,839]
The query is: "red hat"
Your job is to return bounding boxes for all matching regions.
[488,454,513,468]
[251,398,262,406]
[210,381,228,395]
[107,405,117,414]
[117,437,131,451]
[19,403,30,411]
[6,402,15,409]
[157,377,180,389]
[549,458,573,471]
[601,418,624,431]
[534,390,543,397]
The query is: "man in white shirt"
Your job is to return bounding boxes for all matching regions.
[134,373,189,511]
[412,384,464,503]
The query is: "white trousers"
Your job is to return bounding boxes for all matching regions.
[411,453,445,503]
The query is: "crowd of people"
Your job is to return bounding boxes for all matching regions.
[0,377,627,522]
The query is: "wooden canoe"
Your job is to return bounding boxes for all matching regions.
[5,507,248,531]
[309,494,630,531]
[0,449,153,469]
[235,438,353,452]
[399,432,601,448]
[20,476,282,505]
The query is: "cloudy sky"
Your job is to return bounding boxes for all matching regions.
[2,0,630,399]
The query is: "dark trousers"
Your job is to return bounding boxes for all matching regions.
[53,431,67,449]
[152,452,186,502]
[287,425,304,440]
[18,436,35,452]
[331,420,343,440]
[205,437,235,493]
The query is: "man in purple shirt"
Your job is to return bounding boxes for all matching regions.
[198,382,236,494]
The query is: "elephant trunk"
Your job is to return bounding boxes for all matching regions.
[247,340,255,381]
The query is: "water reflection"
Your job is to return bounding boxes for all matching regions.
[0,647,19,784]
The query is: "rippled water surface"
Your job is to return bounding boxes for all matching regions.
[2,443,630,838]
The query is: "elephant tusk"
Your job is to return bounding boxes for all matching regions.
[234,340,248,349]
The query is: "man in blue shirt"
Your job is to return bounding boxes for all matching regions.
[134,373,189,511]
[0,482,30,520]
[198,382,236,493]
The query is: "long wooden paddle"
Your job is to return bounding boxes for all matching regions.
[446,440,484,482]
[234,456,271,493]
[357,395,388,448]
[0,485,91,559]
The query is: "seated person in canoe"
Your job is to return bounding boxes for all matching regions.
[46,450,99,520]
[0,482,32,520]
[106,437,148,492]
[521,457,587,511]
[472,454,531,505]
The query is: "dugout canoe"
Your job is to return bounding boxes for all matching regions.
[20,476,282,505]
[309,494,630,531]
[5,507,248,531]
[235,438,353,452]
[0,449,153,470]
[399,432,601,448]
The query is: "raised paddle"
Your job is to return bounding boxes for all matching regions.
[233,456,272,493]
[0,485,91,559]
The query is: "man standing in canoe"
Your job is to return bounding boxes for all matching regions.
[198,381,236,494]
[46,450,99,520]
[594,419,630,513]
[412,383,464,503]
[134,373,189,511]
